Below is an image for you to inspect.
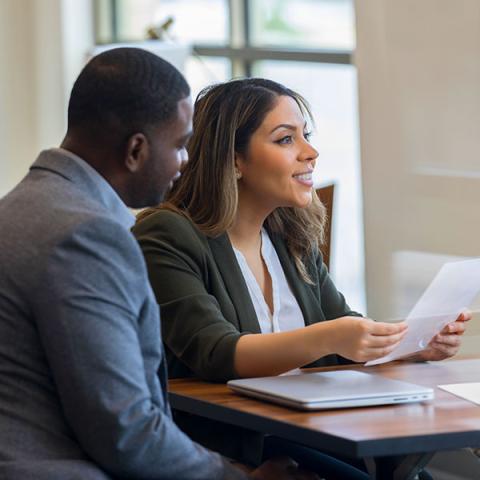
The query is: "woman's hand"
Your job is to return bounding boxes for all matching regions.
[329,317,408,363]
[235,316,407,377]
[407,310,472,362]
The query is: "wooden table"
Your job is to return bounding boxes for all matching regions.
[169,358,480,480]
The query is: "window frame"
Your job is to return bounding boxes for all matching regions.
[94,0,354,76]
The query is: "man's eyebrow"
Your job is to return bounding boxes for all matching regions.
[269,122,308,134]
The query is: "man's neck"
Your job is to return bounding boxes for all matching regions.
[60,135,128,206]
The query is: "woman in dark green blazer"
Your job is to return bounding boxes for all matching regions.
[133,78,467,480]
[134,207,362,381]
[134,79,467,384]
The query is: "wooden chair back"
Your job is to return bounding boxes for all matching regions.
[315,184,335,270]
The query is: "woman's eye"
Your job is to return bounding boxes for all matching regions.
[304,131,312,142]
[276,135,293,145]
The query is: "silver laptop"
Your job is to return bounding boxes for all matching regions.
[227,370,434,410]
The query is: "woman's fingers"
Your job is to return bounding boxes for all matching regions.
[364,330,407,348]
[420,332,463,361]
[358,336,406,361]
[447,321,466,334]
[428,342,459,359]
[357,344,400,362]
[457,310,473,322]
[335,317,408,362]
[369,321,408,336]
[438,320,466,336]
[433,333,462,347]
[345,319,408,362]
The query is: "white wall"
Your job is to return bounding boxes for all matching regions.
[0,1,37,195]
[355,0,480,353]
[0,0,94,197]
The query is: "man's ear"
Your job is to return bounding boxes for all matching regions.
[125,133,148,173]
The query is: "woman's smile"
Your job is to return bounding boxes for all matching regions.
[292,170,314,187]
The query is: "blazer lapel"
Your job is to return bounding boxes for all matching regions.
[207,234,261,334]
[269,234,324,326]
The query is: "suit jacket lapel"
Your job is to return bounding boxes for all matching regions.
[207,234,261,334]
[269,234,324,326]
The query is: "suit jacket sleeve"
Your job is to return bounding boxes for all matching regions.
[134,211,246,383]
[33,216,248,480]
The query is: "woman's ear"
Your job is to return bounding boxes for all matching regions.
[234,152,245,179]
[125,133,148,173]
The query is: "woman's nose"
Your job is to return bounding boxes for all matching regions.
[302,142,318,164]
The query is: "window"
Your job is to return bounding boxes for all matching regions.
[250,0,355,50]
[94,0,365,312]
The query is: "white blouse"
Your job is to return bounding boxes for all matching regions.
[233,229,305,333]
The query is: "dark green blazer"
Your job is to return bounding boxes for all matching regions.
[133,209,360,383]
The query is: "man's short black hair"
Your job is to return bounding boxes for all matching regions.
[67,47,190,139]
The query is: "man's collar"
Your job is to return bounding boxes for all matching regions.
[31,148,135,230]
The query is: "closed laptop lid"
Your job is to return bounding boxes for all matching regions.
[227,370,434,410]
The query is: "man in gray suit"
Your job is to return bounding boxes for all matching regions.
[0,48,315,480]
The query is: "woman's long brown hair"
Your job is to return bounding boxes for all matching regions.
[138,78,326,283]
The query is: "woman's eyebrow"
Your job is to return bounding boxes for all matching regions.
[270,123,295,134]
[269,121,308,134]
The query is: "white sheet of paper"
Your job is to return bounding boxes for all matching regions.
[366,258,480,366]
[439,383,480,405]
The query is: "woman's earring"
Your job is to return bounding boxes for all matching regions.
[235,169,242,180]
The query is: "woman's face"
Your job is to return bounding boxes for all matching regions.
[236,95,318,211]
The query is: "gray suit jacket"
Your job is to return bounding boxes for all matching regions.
[0,149,247,480]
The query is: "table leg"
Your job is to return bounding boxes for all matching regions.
[365,452,434,480]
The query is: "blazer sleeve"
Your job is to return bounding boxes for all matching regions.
[33,216,246,480]
[134,211,245,382]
